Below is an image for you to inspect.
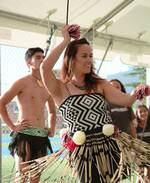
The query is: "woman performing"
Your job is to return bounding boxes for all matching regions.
[39,26,150,183]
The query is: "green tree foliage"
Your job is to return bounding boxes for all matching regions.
[123,66,147,106]
[124,66,146,88]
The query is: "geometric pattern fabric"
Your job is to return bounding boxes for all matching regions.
[59,93,112,133]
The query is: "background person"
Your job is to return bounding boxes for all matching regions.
[134,105,150,183]
[0,47,56,183]
[108,79,136,137]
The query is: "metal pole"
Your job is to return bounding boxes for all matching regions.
[97,40,113,75]
[0,44,2,183]
[66,0,70,25]
[44,25,57,57]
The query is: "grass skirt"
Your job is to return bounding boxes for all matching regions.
[3,131,150,183]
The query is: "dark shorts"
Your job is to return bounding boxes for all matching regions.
[9,132,53,162]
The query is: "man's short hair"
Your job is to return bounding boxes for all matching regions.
[25,47,44,62]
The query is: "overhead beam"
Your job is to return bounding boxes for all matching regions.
[0,9,63,35]
[94,31,150,55]
[95,31,150,48]
[1,8,150,55]
[84,0,135,36]
[0,9,87,36]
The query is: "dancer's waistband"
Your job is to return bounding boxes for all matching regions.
[19,127,48,137]
[85,127,103,135]
[69,127,103,136]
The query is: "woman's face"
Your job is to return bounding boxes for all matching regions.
[110,81,122,91]
[73,44,93,74]
[137,107,148,122]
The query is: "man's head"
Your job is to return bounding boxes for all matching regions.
[25,47,44,70]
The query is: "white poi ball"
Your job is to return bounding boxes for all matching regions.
[72,131,86,145]
[102,124,114,136]
[60,128,68,138]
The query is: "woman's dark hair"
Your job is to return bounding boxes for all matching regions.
[110,79,135,118]
[61,38,103,91]
[110,79,126,93]
[25,47,44,62]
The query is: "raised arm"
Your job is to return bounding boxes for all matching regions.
[102,81,150,107]
[40,26,71,97]
[101,80,136,107]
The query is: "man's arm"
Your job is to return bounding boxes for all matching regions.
[0,79,28,131]
[46,96,56,137]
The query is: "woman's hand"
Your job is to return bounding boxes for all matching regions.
[62,25,71,43]
[62,24,80,42]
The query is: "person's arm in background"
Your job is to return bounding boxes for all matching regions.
[130,108,137,138]
[46,96,56,137]
[0,79,29,132]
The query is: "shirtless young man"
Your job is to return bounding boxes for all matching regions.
[0,47,56,182]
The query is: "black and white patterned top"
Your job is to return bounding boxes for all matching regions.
[59,93,113,134]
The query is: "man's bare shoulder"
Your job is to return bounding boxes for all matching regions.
[0,75,31,103]
[11,75,30,88]
[4,75,32,95]
[17,75,31,81]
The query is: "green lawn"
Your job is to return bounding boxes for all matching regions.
[2,156,15,183]
[2,156,77,182]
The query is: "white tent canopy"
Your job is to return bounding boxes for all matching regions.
[1,0,150,67]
